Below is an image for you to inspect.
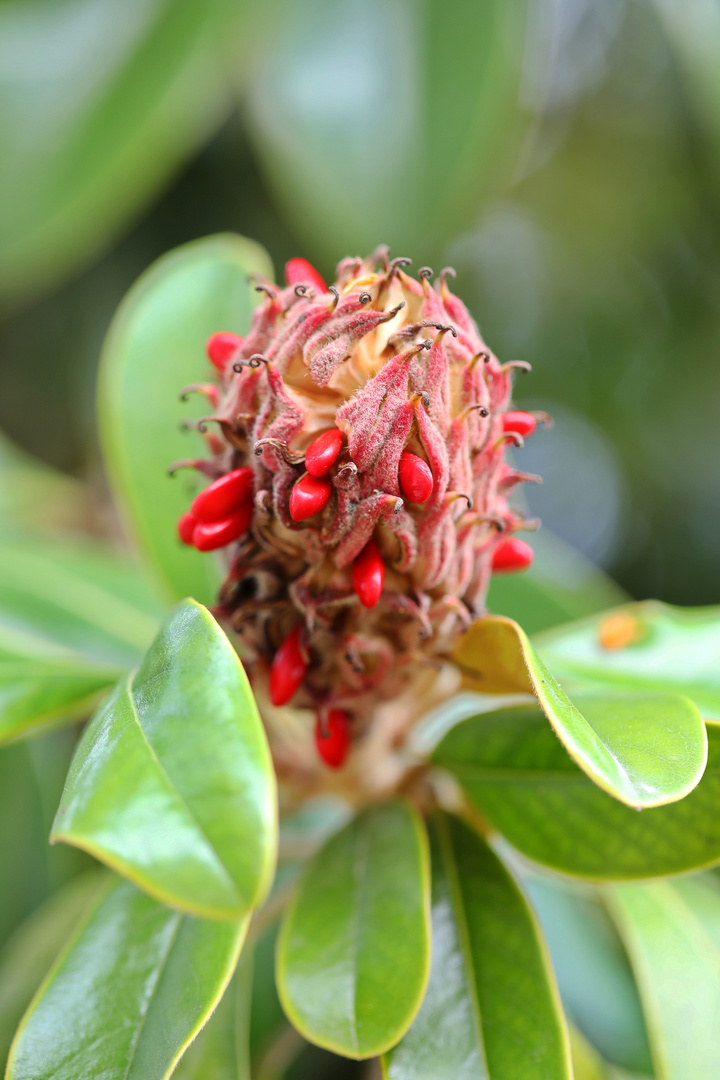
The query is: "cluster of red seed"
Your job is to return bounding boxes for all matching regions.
[174,254,543,773]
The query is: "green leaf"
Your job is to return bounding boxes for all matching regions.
[0,873,106,1070]
[174,954,253,1080]
[607,876,720,1080]
[0,659,116,745]
[526,879,653,1073]
[6,877,248,1080]
[0,530,166,742]
[276,802,431,1060]
[0,530,163,668]
[383,813,571,1080]
[98,233,274,605]
[536,601,720,720]
[0,0,234,303]
[653,0,720,183]
[568,1027,610,1080]
[434,706,720,879]
[0,432,85,533]
[487,529,627,636]
[52,599,277,919]
[249,921,290,1068]
[454,616,707,808]
[245,0,528,264]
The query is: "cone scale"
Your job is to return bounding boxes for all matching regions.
[176,250,540,782]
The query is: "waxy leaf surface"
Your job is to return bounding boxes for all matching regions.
[608,877,720,1080]
[454,616,707,808]
[276,802,431,1060]
[174,959,252,1080]
[383,813,571,1080]
[99,233,273,604]
[6,877,247,1080]
[52,599,277,919]
[435,707,720,879]
[536,601,720,720]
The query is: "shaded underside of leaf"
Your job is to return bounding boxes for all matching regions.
[526,878,653,1073]
[607,877,720,1080]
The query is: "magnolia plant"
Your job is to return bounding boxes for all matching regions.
[1,235,719,1080]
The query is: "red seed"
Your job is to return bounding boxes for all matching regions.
[192,504,252,551]
[206,331,244,373]
[315,709,351,769]
[192,467,254,523]
[352,538,385,608]
[491,537,534,574]
[502,411,536,438]
[269,626,307,707]
[398,451,434,504]
[289,473,332,522]
[177,511,197,545]
[305,429,343,477]
[284,257,327,295]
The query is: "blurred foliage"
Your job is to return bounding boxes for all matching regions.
[0,3,719,1073]
[1,0,718,607]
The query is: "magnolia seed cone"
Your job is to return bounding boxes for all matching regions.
[176,249,541,804]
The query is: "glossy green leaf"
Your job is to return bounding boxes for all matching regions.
[276,802,431,1060]
[608,876,720,1080]
[0,0,234,303]
[435,706,720,879]
[536,601,720,720]
[487,529,627,635]
[384,813,571,1080]
[526,879,652,1073]
[174,955,252,1080]
[0,873,106,1069]
[52,599,277,919]
[6,877,248,1080]
[454,616,707,808]
[99,233,273,604]
[245,0,528,264]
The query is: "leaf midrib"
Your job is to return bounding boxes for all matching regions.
[436,815,489,1078]
[122,913,183,1080]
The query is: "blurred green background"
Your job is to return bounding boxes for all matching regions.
[0,0,718,608]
